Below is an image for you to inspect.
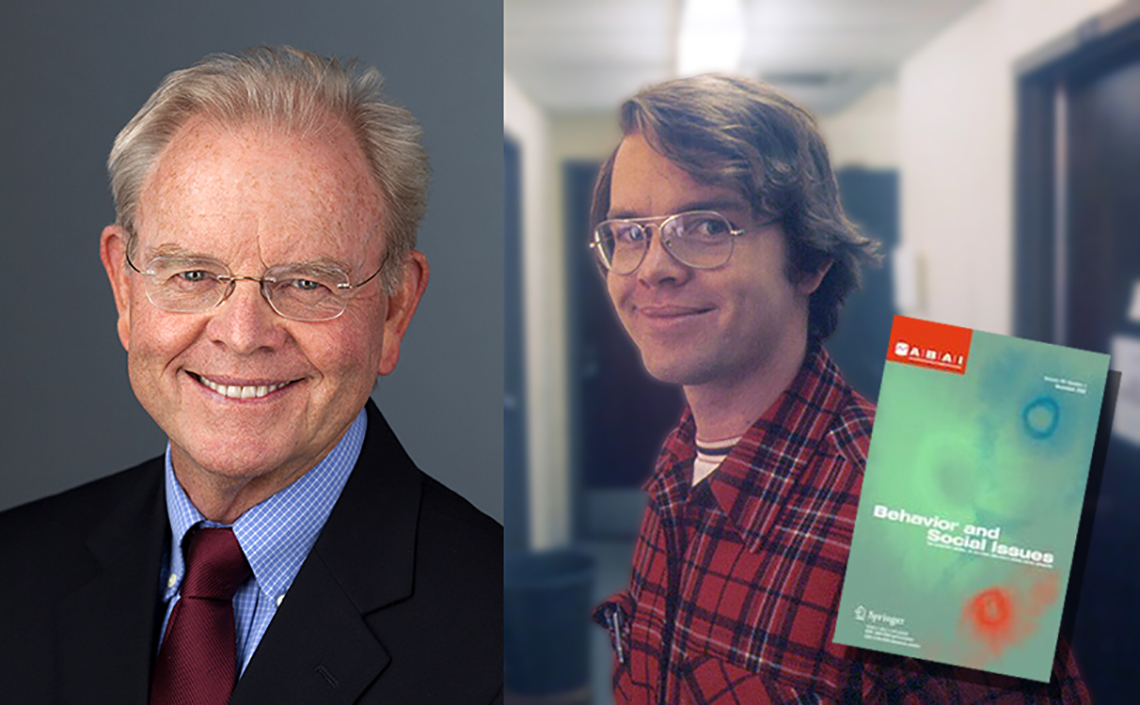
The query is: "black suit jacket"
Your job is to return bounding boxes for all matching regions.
[0,401,503,704]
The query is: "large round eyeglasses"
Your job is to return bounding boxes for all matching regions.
[590,210,750,275]
[125,251,385,322]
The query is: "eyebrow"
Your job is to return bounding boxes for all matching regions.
[145,243,355,272]
[146,243,211,260]
[607,198,750,220]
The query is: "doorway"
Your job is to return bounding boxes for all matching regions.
[1016,6,1140,700]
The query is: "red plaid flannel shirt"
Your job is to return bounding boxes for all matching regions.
[594,344,1090,703]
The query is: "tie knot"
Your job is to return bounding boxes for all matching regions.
[180,527,251,601]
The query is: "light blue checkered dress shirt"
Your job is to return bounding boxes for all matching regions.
[158,408,366,674]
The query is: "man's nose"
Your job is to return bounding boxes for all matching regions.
[205,279,287,354]
[636,225,690,286]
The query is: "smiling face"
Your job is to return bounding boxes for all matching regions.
[605,133,821,392]
[101,115,427,496]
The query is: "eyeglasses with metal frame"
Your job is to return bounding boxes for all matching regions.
[590,210,755,275]
[124,249,386,322]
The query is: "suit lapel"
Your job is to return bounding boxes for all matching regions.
[55,460,168,705]
[232,401,423,704]
[228,553,390,705]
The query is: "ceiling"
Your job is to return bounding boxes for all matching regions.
[505,0,984,115]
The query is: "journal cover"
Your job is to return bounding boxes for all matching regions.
[833,316,1109,682]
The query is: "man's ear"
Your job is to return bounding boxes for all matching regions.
[797,258,833,297]
[100,225,132,351]
[377,249,429,376]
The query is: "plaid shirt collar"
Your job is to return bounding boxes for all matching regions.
[646,342,852,554]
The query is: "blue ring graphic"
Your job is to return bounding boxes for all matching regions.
[1022,396,1060,439]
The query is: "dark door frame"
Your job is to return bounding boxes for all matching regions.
[564,159,680,540]
[1014,2,1140,344]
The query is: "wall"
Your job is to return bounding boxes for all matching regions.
[550,112,625,259]
[819,80,900,170]
[898,0,1123,333]
[505,74,572,549]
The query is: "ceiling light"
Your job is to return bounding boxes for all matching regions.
[676,0,746,76]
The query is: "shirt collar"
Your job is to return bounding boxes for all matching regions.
[647,343,858,552]
[163,407,367,603]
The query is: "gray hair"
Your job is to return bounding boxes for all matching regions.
[591,74,880,340]
[108,45,430,293]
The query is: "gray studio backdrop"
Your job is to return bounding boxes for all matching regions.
[0,0,504,522]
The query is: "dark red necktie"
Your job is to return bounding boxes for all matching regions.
[150,527,251,705]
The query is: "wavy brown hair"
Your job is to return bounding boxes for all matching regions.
[591,74,880,340]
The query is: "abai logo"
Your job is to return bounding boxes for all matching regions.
[854,605,867,622]
[894,341,965,368]
[887,316,973,376]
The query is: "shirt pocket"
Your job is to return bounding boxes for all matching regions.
[597,590,682,704]
[594,591,643,699]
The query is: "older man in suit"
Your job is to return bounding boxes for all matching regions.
[0,47,502,705]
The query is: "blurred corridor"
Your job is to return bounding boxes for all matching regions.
[504,1,1140,702]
